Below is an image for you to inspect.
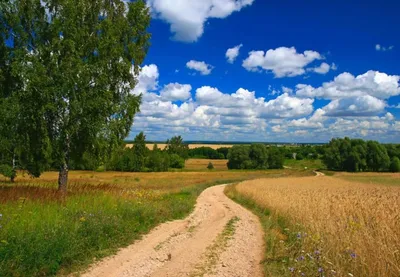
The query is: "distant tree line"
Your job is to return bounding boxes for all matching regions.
[188,147,228,159]
[104,133,188,172]
[226,145,285,170]
[322,137,400,172]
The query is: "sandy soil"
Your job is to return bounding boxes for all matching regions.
[80,185,264,277]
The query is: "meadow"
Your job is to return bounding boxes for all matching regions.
[226,175,400,277]
[0,161,305,277]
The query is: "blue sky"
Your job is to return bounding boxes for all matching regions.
[129,0,400,143]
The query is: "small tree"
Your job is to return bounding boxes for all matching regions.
[166,136,189,160]
[390,157,400,172]
[207,162,214,170]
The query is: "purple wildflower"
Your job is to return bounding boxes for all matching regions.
[350,252,356,258]
[289,267,295,273]
[318,267,324,273]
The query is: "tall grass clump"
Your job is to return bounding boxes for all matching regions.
[228,176,400,277]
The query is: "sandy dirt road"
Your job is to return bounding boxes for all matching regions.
[81,185,264,277]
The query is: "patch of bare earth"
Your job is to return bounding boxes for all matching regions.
[79,185,263,277]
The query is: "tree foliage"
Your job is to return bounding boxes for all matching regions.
[0,0,150,191]
[322,138,392,172]
[166,136,189,160]
[188,147,225,159]
[227,145,284,170]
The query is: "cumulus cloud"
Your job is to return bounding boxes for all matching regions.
[242,47,322,78]
[132,64,159,95]
[147,0,254,42]
[186,60,213,75]
[226,44,243,63]
[376,44,394,51]
[296,71,400,100]
[308,62,331,74]
[322,95,386,116]
[130,65,399,142]
[160,83,192,101]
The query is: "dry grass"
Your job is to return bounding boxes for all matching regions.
[125,144,234,150]
[185,159,228,171]
[235,176,400,276]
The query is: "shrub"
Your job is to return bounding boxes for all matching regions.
[207,162,214,170]
[0,164,16,181]
[390,157,400,172]
[170,154,185,169]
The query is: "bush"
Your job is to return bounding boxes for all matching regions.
[390,157,400,172]
[207,162,214,170]
[170,154,185,169]
[0,164,16,181]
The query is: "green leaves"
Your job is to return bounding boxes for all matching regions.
[1,0,151,187]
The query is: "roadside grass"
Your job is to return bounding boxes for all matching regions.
[0,167,303,277]
[227,176,400,277]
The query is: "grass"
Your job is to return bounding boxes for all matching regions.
[333,172,400,186]
[227,176,400,277]
[191,217,240,277]
[0,165,305,277]
[284,159,325,170]
[185,159,228,171]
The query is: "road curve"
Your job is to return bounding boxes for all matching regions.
[80,185,264,277]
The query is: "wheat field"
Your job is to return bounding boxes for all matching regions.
[125,144,234,150]
[235,175,400,277]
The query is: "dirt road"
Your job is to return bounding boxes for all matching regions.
[81,185,264,277]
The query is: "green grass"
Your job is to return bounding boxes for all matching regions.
[225,184,332,277]
[0,179,233,277]
[336,175,400,186]
[284,159,325,170]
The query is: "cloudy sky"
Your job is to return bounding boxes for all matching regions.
[129,0,400,143]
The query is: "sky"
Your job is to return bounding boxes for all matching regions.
[129,0,400,143]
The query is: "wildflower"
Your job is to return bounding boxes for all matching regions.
[350,252,356,259]
[297,255,305,261]
[289,267,295,273]
[297,232,302,239]
[318,267,323,273]
[314,250,321,256]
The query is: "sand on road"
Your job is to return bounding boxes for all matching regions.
[80,185,264,277]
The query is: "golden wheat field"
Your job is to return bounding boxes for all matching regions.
[235,175,400,277]
[125,144,234,150]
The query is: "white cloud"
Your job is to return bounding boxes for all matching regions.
[272,125,286,133]
[376,44,394,51]
[226,44,243,63]
[322,95,386,116]
[160,83,192,101]
[130,65,399,142]
[131,64,159,95]
[296,70,400,100]
[147,0,254,42]
[242,47,323,78]
[186,60,213,75]
[196,87,314,119]
[260,93,314,118]
[282,86,293,94]
[308,62,331,74]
